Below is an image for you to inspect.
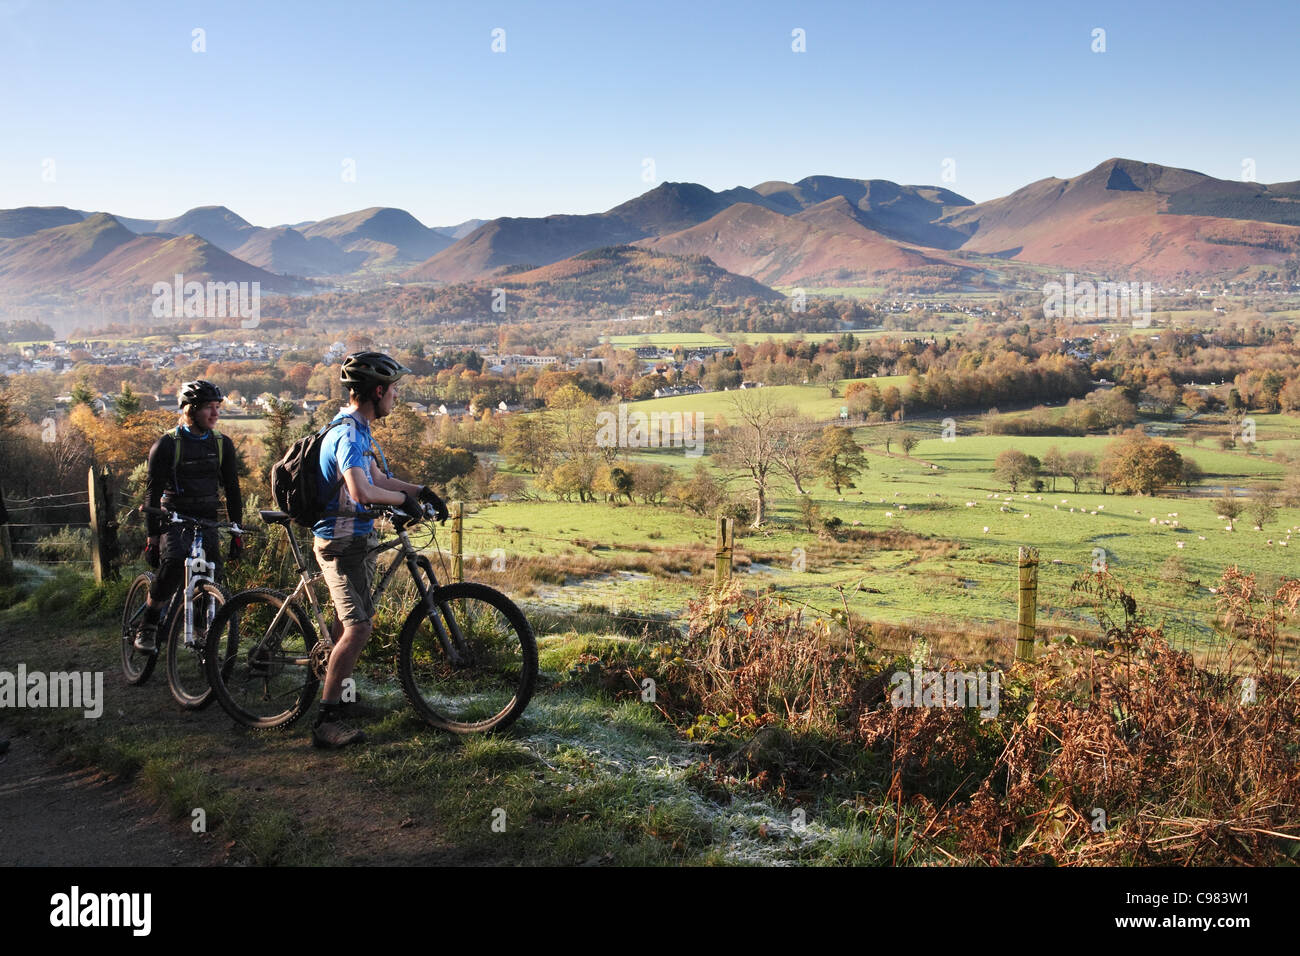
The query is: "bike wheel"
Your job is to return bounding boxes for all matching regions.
[121,572,158,685]
[205,588,319,729]
[166,580,228,710]
[397,581,538,734]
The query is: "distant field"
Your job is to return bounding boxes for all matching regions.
[623,376,912,422]
[605,333,731,348]
[452,414,1300,661]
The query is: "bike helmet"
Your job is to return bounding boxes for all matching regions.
[178,380,223,408]
[339,351,412,390]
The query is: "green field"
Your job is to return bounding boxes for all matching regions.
[452,418,1300,663]
[604,333,731,348]
[623,377,911,422]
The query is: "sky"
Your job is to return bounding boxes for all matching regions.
[2,0,1298,228]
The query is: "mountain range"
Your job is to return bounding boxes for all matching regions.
[3,159,1299,311]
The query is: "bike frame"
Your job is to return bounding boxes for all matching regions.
[128,507,234,652]
[262,514,473,669]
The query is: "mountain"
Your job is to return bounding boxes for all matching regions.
[939,158,1300,277]
[489,244,783,306]
[405,182,788,282]
[0,213,294,296]
[150,206,259,252]
[298,207,452,266]
[433,218,487,240]
[753,176,973,248]
[231,226,368,276]
[637,200,971,287]
[0,206,86,239]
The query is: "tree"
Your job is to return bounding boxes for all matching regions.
[669,461,726,516]
[770,415,819,495]
[259,396,298,482]
[1178,457,1203,490]
[631,462,675,505]
[1248,485,1278,529]
[1219,435,1236,451]
[1063,451,1096,492]
[994,449,1040,492]
[113,384,141,425]
[502,415,555,473]
[899,432,919,457]
[716,390,794,527]
[70,379,95,410]
[1099,432,1184,496]
[815,425,867,495]
[1042,445,1065,492]
[1215,490,1244,531]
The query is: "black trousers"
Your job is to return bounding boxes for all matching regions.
[148,527,223,607]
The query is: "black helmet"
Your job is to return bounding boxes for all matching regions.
[340,351,412,391]
[178,380,223,408]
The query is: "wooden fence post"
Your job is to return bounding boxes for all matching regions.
[0,487,12,579]
[714,515,733,589]
[1016,546,1039,662]
[451,501,463,583]
[88,466,118,584]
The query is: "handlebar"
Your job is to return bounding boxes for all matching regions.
[139,505,243,534]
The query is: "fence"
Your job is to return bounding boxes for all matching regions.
[408,502,1228,664]
[0,467,127,583]
[0,483,1254,662]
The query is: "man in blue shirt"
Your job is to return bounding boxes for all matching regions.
[311,351,447,749]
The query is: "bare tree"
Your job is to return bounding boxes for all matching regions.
[717,390,794,527]
[770,414,819,496]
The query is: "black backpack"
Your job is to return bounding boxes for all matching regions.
[270,420,349,528]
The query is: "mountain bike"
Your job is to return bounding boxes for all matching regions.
[121,506,237,709]
[203,503,537,734]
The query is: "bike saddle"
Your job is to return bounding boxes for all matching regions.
[259,510,293,525]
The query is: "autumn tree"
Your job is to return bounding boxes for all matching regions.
[1215,490,1244,531]
[994,448,1040,492]
[1100,431,1184,495]
[815,425,867,495]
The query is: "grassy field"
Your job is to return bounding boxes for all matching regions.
[447,415,1300,664]
[623,377,911,422]
[605,333,732,348]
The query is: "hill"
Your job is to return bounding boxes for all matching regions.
[637,200,973,289]
[939,158,1300,278]
[299,206,452,266]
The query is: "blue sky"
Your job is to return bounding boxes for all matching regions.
[2,0,1297,228]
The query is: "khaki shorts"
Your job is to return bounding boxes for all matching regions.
[314,533,379,627]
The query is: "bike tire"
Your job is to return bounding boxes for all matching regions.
[204,588,320,729]
[397,581,538,734]
[165,580,229,710]
[121,572,158,685]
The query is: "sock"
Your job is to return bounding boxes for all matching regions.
[315,699,341,727]
[144,603,162,625]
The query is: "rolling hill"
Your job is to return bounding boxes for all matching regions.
[938,158,1300,277]
[0,213,295,296]
[636,200,973,288]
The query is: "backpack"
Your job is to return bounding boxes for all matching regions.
[270,420,348,528]
[169,426,223,468]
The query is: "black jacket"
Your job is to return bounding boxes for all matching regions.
[145,428,243,536]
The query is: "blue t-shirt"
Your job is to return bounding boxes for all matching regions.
[312,412,389,539]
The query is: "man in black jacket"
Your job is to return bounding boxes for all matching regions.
[136,380,244,651]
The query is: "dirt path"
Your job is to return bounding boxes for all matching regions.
[0,730,223,866]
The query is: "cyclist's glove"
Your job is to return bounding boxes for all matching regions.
[419,485,450,523]
[229,533,245,562]
[144,536,160,570]
[400,492,423,519]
